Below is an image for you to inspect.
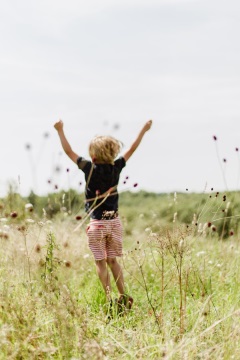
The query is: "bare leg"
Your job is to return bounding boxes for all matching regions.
[107,257,125,295]
[95,259,111,300]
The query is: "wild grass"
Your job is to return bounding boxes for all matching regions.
[0,190,240,359]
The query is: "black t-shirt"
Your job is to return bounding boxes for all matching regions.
[77,156,126,219]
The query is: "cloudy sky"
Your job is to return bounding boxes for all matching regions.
[0,0,240,197]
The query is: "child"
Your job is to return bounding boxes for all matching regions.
[54,119,152,312]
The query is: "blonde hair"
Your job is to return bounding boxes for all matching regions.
[89,135,122,164]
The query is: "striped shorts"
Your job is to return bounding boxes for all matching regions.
[86,217,123,261]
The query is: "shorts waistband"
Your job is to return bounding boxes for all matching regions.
[101,210,119,220]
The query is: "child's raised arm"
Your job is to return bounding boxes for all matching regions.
[123,120,152,162]
[54,120,79,164]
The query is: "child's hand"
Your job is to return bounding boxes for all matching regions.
[143,120,152,132]
[54,120,64,131]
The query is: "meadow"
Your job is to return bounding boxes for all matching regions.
[0,189,240,359]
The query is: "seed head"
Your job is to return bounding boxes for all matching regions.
[17,225,26,233]
[10,211,18,218]
[75,215,82,220]
[213,135,217,141]
[43,132,49,138]
[133,183,138,188]
[235,147,239,152]
[0,231,9,239]
[35,244,41,253]
[25,143,32,150]
[223,158,227,163]
[229,231,234,236]
[55,166,61,173]
[64,260,71,268]
[25,203,33,212]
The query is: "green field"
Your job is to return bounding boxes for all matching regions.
[0,189,240,359]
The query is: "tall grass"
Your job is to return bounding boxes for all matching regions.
[0,189,240,358]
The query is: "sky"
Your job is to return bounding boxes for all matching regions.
[1,0,240,197]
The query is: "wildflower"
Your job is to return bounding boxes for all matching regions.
[223,195,226,201]
[79,182,82,186]
[229,230,234,236]
[198,223,203,233]
[235,147,239,152]
[3,225,10,232]
[75,215,82,220]
[174,192,177,203]
[47,179,51,184]
[133,183,138,188]
[123,181,126,184]
[66,168,70,172]
[179,239,184,249]
[223,158,227,163]
[196,251,206,257]
[211,225,216,232]
[173,212,177,223]
[54,185,58,190]
[213,135,217,141]
[10,211,18,218]
[0,218,8,223]
[25,219,35,224]
[192,213,197,225]
[25,203,33,212]
[203,223,208,232]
